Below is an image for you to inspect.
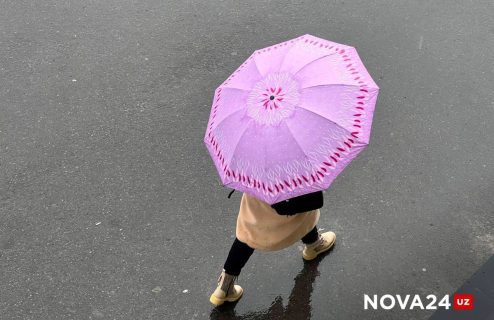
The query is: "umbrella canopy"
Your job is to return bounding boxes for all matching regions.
[204,34,379,205]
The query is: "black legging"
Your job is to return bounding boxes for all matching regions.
[223,225,319,276]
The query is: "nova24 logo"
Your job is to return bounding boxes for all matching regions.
[364,294,473,310]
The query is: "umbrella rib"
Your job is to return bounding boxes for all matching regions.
[219,84,252,93]
[219,86,251,94]
[292,53,338,76]
[209,107,246,132]
[277,39,305,74]
[295,104,355,140]
[222,52,264,90]
[251,53,265,78]
[224,118,255,167]
[300,83,363,91]
[277,38,337,75]
[282,121,317,169]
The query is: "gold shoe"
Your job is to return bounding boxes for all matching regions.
[209,270,243,306]
[302,231,336,261]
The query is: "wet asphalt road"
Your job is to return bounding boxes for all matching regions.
[1,1,493,319]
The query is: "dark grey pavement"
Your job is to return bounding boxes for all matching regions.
[1,1,493,319]
[430,255,494,320]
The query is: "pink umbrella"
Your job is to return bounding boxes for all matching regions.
[204,34,379,205]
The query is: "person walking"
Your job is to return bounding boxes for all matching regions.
[205,34,378,308]
[209,190,336,306]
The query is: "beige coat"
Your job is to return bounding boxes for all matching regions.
[236,192,320,252]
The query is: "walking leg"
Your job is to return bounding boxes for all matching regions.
[223,237,255,276]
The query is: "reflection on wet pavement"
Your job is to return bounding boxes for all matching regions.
[210,249,331,320]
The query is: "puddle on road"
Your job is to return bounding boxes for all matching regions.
[209,249,332,320]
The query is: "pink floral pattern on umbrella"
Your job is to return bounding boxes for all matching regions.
[246,72,299,126]
[204,34,379,205]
